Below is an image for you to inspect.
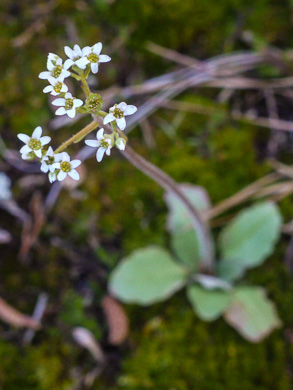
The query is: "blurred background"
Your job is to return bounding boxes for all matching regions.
[2,0,293,389]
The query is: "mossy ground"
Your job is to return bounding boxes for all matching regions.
[1,0,293,389]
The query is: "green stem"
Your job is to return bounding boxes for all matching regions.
[80,78,91,97]
[54,121,99,154]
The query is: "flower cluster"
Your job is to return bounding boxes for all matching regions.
[17,42,137,183]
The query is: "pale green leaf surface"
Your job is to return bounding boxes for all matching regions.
[187,284,231,321]
[164,184,211,233]
[218,202,282,281]
[109,246,187,305]
[171,229,200,270]
[224,286,281,342]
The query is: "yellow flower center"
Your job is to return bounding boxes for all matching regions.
[60,161,71,172]
[52,65,62,78]
[113,108,124,119]
[88,53,99,63]
[28,138,41,150]
[54,82,63,93]
[65,99,74,110]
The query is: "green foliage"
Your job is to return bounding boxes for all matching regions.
[171,229,200,270]
[218,202,283,281]
[109,246,187,305]
[224,286,281,342]
[186,285,231,321]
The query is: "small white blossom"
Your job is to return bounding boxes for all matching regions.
[39,53,71,81]
[75,43,111,74]
[52,92,83,118]
[115,137,126,151]
[64,44,83,68]
[85,128,113,162]
[43,77,68,96]
[0,173,12,201]
[48,171,58,183]
[103,102,137,130]
[52,152,81,181]
[40,147,63,173]
[18,127,51,159]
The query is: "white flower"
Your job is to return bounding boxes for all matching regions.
[52,92,83,118]
[52,152,81,181]
[64,44,83,68]
[43,77,68,96]
[75,42,111,74]
[115,137,126,151]
[85,128,113,162]
[18,126,51,159]
[40,147,63,173]
[48,171,57,183]
[103,102,137,130]
[0,172,12,201]
[39,54,71,81]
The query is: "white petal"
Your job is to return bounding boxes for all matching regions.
[71,160,81,169]
[64,59,74,69]
[66,108,76,118]
[55,107,67,116]
[61,84,68,93]
[40,136,51,146]
[74,44,82,57]
[62,152,70,162]
[106,147,111,156]
[116,117,126,130]
[56,58,62,66]
[117,102,127,111]
[57,170,67,181]
[21,153,31,160]
[35,149,42,158]
[75,57,89,69]
[64,46,74,59]
[40,162,49,173]
[116,138,126,150]
[49,173,56,183]
[47,146,54,156]
[82,46,91,56]
[54,153,63,162]
[52,98,66,107]
[20,145,31,154]
[68,169,80,181]
[93,42,102,55]
[32,126,42,139]
[97,128,105,139]
[39,71,51,80]
[43,85,53,93]
[47,61,54,71]
[96,147,106,162]
[61,69,71,78]
[73,99,83,108]
[17,133,30,143]
[65,92,72,99]
[85,139,100,148]
[99,54,111,63]
[51,162,60,170]
[103,113,115,125]
[125,105,137,116]
[91,63,99,74]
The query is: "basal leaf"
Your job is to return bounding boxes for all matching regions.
[109,246,187,305]
[224,286,281,342]
[218,202,282,281]
[171,229,200,270]
[187,284,231,321]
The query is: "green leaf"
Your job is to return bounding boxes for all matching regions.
[187,284,231,321]
[224,286,281,342]
[109,246,187,305]
[165,184,214,270]
[218,202,282,281]
[164,184,211,233]
[171,229,200,270]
